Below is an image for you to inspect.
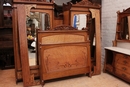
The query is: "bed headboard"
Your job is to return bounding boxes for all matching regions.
[36,25,89,66]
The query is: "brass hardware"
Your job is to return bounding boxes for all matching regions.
[122,74,126,77]
[123,61,128,65]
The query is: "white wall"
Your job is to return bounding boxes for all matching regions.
[55,0,71,5]
[101,0,130,64]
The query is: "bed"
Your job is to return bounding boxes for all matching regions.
[37,25,92,85]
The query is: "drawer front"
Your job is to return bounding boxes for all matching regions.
[115,63,130,74]
[115,69,130,81]
[115,53,130,67]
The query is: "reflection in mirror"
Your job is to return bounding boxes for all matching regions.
[73,13,96,67]
[120,16,130,40]
[72,14,87,30]
[26,12,50,66]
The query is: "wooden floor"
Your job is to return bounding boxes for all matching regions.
[0,69,130,87]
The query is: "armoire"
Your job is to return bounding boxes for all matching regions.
[11,0,101,86]
[0,0,14,69]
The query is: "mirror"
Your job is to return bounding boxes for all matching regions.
[72,14,87,30]
[26,12,50,66]
[120,16,130,40]
[72,13,97,69]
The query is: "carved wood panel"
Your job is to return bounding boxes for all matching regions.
[39,42,91,81]
[43,46,88,72]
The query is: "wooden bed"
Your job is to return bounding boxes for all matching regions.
[37,25,91,85]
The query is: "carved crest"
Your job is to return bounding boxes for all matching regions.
[74,0,100,7]
[75,0,93,5]
[117,7,130,15]
[122,7,130,13]
[52,25,78,30]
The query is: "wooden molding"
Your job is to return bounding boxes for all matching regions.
[52,25,78,30]
[75,0,93,5]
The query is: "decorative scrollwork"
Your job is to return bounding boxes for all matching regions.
[29,74,40,85]
[74,0,92,5]
[25,5,36,17]
[17,72,22,79]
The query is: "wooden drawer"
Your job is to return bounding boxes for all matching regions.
[115,63,130,74]
[115,69,130,81]
[115,53,130,67]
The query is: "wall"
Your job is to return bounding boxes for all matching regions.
[101,0,130,64]
[55,0,71,5]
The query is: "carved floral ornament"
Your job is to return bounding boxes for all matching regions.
[53,25,77,30]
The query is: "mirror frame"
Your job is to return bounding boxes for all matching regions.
[115,8,130,41]
[13,2,54,86]
[63,0,101,75]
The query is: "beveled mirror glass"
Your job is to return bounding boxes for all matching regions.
[72,14,87,30]
[120,16,130,40]
[26,12,50,66]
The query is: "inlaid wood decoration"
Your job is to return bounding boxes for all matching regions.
[43,46,88,73]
